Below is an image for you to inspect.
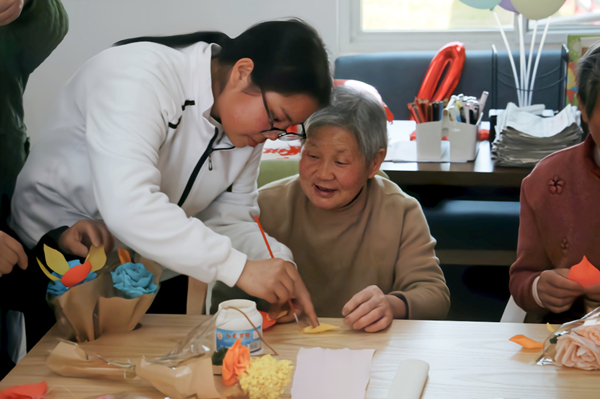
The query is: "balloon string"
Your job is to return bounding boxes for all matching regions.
[529,18,550,106]
[494,10,522,106]
[229,306,278,357]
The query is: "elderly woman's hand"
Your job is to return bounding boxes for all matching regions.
[342,285,406,332]
[537,269,585,313]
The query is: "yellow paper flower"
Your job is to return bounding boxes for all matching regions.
[238,355,294,399]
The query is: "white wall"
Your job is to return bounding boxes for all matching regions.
[23,0,338,143]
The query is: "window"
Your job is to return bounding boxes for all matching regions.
[339,0,600,54]
[362,0,513,31]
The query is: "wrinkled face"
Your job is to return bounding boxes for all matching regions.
[217,89,319,148]
[580,90,600,151]
[299,125,377,210]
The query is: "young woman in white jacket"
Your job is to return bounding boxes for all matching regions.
[10,19,331,326]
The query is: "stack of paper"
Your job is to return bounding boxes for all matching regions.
[492,103,583,167]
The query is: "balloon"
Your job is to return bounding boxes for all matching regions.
[459,0,501,10]
[417,42,466,102]
[511,0,565,20]
[498,0,518,13]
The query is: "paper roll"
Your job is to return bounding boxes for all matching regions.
[386,359,429,399]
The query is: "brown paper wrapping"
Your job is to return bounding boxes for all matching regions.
[97,259,162,335]
[46,341,135,380]
[50,256,162,342]
[137,356,221,399]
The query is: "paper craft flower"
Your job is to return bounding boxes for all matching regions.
[238,354,294,399]
[47,259,98,296]
[567,256,600,288]
[222,339,250,386]
[111,262,158,299]
[555,326,600,370]
[38,245,106,293]
[574,325,600,347]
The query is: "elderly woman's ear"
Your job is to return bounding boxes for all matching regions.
[367,148,387,179]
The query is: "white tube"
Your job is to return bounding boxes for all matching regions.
[526,20,538,107]
[494,11,522,107]
[529,18,551,106]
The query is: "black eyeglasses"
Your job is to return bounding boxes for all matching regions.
[260,91,306,141]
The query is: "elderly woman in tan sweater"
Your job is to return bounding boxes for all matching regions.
[212,86,449,331]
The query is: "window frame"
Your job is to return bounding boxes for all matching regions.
[339,0,600,55]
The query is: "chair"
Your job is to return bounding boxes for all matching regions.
[500,296,526,323]
[186,278,209,315]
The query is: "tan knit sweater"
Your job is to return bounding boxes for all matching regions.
[245,175,449,319]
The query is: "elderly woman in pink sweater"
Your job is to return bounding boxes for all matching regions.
[510,43,600,323]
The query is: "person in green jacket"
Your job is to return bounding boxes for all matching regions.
[0,0,68,377]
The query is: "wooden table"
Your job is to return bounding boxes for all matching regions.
[382,141,532,189]
[1,315,597,398]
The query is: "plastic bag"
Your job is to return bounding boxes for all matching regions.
[137,303,280,399]
[46,340,136,380]
[537,306,600,370]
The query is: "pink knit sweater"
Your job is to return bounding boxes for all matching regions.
[510,135,600,321]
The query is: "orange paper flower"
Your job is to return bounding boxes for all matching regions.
[222,339,250,386]
[567,256,600,288]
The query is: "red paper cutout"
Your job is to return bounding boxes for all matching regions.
[0,381,47,399]
[567,256,600,288]
[61,261,92,287]
[260,310,277,330]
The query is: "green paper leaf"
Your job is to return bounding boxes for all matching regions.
[212,347,229,366]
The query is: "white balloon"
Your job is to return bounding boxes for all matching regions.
[511,0,565,20]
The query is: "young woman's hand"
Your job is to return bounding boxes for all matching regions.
[342,285,405,333]
[0,231,27,277]
[537,269,585,313]
[58,220,114,258]
[236,259,318,327]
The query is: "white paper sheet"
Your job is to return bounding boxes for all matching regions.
[291,347,375,399]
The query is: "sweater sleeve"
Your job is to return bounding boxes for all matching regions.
[389,197,450,320]
[0,0,69,76]
[84,57,247,287]
[509,180,552,313]
[196,146,295,264]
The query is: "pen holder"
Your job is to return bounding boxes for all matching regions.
[416,119,479,162]
[416,121,444,161]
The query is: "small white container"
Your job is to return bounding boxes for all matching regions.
[448,121,478,162]
[416,121,444,161]
[415,111,479,162]
[215,299,263,354]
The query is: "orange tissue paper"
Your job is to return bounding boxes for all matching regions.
[567,256,600,288]
[0,382,47,399]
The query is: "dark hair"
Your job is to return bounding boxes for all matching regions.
[577,41,600,118]
[115,19,331,107]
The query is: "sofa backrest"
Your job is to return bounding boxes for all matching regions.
[334,49,567,120]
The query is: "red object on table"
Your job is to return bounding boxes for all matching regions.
[0,382,47,399]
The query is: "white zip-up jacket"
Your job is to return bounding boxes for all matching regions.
[10,41,293,287]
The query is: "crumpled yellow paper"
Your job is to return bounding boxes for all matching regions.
[302,324,339,334]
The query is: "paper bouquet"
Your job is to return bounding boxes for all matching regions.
[38,246,160,342]
[537,307,600,371]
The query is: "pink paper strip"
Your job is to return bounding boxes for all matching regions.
[291,347,375,399]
